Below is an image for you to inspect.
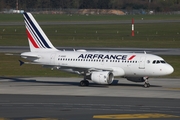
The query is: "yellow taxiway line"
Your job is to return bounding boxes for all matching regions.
[168,88,180,90]
[93,113,179,119]
[0,119,9,120]
[26,118,58,120]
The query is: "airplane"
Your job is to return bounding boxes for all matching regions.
[20,12,174,88]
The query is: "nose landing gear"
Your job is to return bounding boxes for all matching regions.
[144,82,150,88]
[144,77,150,88]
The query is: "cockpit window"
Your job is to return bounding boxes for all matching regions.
[160,60,166,63]
[152,60,166,64]
[153,60,156,64]
[157,60,160,64]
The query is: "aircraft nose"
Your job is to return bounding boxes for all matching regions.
[166,64,174,75]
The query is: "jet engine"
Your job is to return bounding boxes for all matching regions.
[87,71,114,84]
[126,77,147,82]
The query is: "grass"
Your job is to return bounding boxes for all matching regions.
[0,23,180,48]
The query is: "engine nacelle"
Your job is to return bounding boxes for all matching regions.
[126,77,146,82]
[87,71,114,84]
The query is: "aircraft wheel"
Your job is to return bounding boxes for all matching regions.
[85,80,89,86]
[80,80,89,86]
[144,83,150,88]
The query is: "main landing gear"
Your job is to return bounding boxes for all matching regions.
[80,80,89,86]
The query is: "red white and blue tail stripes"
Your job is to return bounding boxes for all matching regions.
[23,12,57,51]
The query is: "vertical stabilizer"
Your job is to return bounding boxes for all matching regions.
[23,12,58,52]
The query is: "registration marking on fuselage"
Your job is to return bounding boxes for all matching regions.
[93,113,179,119]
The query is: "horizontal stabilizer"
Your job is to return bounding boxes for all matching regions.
[5,53,20,56]
[19,60,24,66]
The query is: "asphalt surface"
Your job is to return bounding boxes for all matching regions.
[0,94,180,120]
[0,77,180,98]
[0,77,180,120]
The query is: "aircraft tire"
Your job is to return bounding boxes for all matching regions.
[144,83,150,88]
[80,80,89,86]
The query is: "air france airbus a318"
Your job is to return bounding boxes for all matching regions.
[20,12,174,88]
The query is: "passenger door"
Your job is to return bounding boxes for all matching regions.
[139,57,146,69]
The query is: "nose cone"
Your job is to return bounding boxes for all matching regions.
[166,64,174,75]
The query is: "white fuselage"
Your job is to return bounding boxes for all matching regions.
[21,50,174,77]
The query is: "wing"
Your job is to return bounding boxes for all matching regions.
[21,54,39,61]
[43,65,113,75]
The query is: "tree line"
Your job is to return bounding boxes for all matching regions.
[1,0,180,12]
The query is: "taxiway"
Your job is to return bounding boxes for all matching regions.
[0,77,180,98]
[0,77,180,120]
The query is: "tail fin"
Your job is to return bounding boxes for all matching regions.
[23,12,58,52]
